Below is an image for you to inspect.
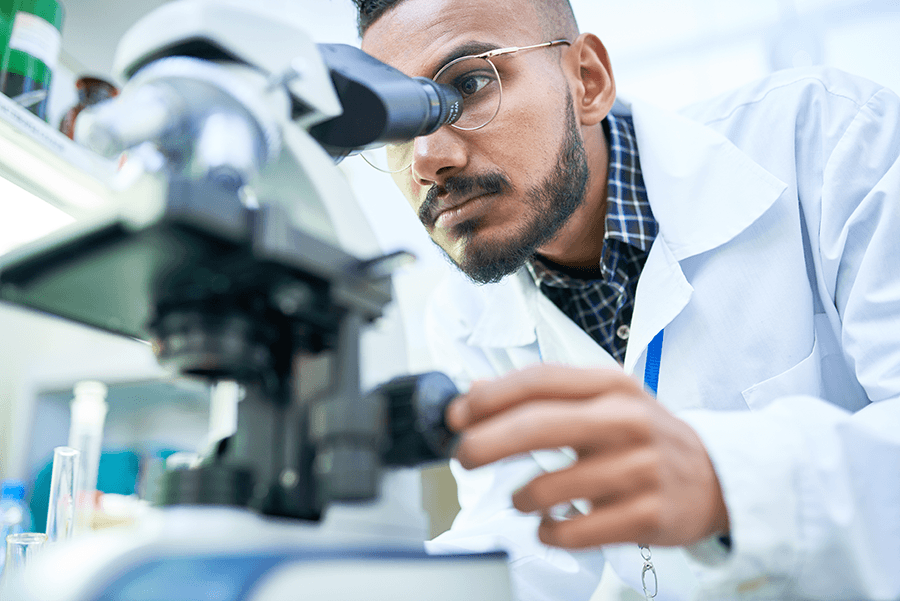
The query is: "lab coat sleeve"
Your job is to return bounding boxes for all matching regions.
[679,84,900,599]
[423,277,607,601]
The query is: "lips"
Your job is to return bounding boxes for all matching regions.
[432,193,487,223]
[419,173,513,230]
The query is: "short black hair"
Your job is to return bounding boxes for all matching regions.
[352,0,579,39]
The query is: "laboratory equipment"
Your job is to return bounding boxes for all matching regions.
[59,77,119,139]
[2,532,46,591]
[67,381,109,535]
[0,480,32,576]
[0,1,510,599]
[0,0,64,120]
[45,446,79,543]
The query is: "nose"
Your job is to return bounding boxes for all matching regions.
[409,126,468,187]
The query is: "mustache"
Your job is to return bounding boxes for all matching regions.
[419,173,513,228]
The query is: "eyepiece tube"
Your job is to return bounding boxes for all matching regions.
[414,77,462,135]
[309,44,463,159]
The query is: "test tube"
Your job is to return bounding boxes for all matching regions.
[45,446,80,543]
[68,380,108,535]
[4,532,47,575]
[2,531,48,594]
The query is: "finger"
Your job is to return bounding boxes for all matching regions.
[537,495,663,549]
[452,364,640,428]
[455,396,653,469]
[512,448,657,514]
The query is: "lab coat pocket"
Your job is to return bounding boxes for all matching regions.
[741,325,822,411]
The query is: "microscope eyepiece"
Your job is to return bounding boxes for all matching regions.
[413,76,463,134]
[308,44,463,159]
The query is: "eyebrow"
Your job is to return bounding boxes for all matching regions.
[431,41,500,77]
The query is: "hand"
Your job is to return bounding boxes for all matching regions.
[446,364,729,549]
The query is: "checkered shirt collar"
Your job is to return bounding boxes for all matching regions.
[528,112,655,288]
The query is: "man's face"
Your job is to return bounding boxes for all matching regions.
[362,0,589,284]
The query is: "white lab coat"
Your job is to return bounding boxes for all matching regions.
[423,67,900,601]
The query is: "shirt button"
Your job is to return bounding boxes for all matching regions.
[616,325,630,340]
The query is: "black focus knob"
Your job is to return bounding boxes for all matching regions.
[375,372,459,467]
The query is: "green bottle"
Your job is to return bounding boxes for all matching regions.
[0,0,64,121]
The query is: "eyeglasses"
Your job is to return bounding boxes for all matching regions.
[361,39,571,173]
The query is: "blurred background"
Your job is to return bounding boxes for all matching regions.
[0,0,898,537]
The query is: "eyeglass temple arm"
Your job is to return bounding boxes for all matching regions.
[480,39,571,59]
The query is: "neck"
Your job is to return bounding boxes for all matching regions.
[535,123,609,268]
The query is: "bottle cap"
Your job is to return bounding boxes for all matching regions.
[71,380,110,425]
[73,380,108,399]
[1,479,26,501]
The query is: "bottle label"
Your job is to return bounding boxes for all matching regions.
[8,11,62,71]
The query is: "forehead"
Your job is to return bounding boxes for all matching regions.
[361,0,543,76]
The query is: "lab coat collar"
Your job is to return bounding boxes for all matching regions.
[618,97,789,374]
[622,97,788,262]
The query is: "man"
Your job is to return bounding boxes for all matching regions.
[353,0,900,599]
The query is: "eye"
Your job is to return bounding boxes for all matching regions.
[435,57,499,101]
[455,73,493,97]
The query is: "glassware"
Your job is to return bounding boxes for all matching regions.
[67,381,109,535]
[59,77,119,139]
[45,446,79,543]
[0,0,64,121]
[5,531,46,568]
[2,531,47,590]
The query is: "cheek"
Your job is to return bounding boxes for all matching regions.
[392,175,421,215]
[486,85,565,176]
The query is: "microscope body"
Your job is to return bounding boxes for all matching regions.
[0,2,510,599]
[12,504,511,601]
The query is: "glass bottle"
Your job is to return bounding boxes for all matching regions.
[0,0,64,121]
[59,76,118,139]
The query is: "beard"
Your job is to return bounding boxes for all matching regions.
[418,94,590,285]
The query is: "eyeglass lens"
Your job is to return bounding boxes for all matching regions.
[434,56,502,130]
[360,56,502,173]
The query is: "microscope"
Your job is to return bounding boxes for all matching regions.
[0,2,512,599]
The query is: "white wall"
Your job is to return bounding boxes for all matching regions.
[578,0,900,108]
[0,303,168,479]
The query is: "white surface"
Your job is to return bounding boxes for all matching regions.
[0,178,74,255]
[249,556,512,601]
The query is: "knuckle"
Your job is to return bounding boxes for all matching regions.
[527,479,558,509]
[634,497,665,540]
[545,520,582,548]
[632,445,663,473]
[620,402,655,440]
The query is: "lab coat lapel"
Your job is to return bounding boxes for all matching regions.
[624,238,692,376]
[621,98,788,376]
[518,270,620,369]
[466,269,619,371]
[628,98,788,262]
[466,270,537,350]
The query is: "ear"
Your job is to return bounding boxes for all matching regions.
[562,33,616,126]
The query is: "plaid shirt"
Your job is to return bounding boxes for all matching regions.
[528,113,657,364]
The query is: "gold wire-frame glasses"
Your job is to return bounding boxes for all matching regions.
[361,39,571,173]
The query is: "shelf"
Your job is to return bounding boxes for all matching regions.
[0,91,118,219]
